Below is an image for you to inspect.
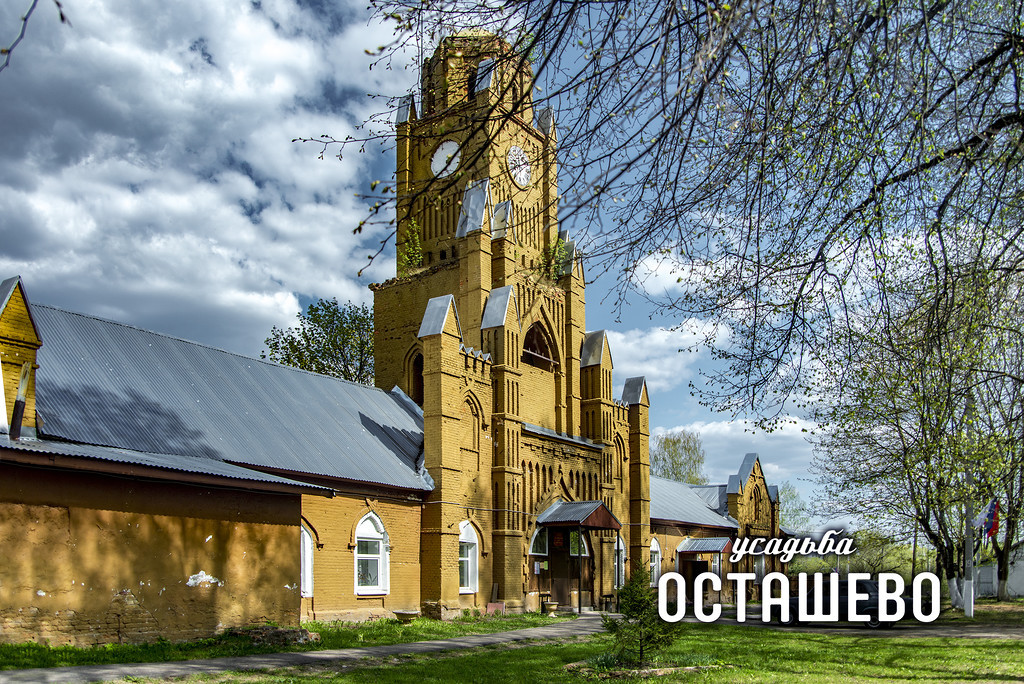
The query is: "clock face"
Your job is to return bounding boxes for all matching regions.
[430,140,461,178]
[507,146,531,188]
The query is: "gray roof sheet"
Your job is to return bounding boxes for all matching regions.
[650,476,738,529]
[580,331,610,368]
[0,435,330,494]
[481,286,519,330]
[536,500,619,528]
[690,484,728,514]
[728,453,759,494]
[418,295,461,339]
[621,377,646,405]
[522,422,601,451]
[456,179,490,237]
[490,200,513,240]
[32,305,432,491]
[676,536,731,553]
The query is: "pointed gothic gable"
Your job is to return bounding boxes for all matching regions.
[1,276,42,434]
[0,276,42,347]
[580,330,612,368]
[417,295,463,340]
[455,179,491,237]
[621,377,649,406]
[480,285,520,331]
[490,200,514,240]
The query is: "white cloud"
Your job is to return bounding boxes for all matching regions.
[653,416,819,502]
[0,0,410,358]
[607,321,726,394]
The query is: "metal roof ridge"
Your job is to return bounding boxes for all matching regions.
[32,303,391,392]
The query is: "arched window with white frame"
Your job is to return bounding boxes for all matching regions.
[459,521,479,593]
[614,536,626,589]
[354,513,389,595]
[650,537,662,586]
[300,526,314,598]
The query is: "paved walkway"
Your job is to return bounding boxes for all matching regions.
[0,614,610,684]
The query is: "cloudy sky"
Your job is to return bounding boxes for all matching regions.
[0,0,819,509]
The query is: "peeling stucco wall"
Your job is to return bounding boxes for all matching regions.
[0,461,300,645]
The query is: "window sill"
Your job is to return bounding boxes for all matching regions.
[355,590,388,597]
[459,588,476,595]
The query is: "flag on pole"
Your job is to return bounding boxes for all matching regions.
[973,500,1000,539]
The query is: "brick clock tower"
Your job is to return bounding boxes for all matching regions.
[372,32,650,618]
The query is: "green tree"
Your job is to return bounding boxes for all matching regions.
[322,1,1024,420]
[776,481,811,534]
[601,563,679,666]
[649,430,707,485]
[262,298,374,385]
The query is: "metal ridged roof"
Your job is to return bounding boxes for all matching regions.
[456,179,490,237]
[0,435,330,493]
[690,484,728,515]
[676,536,731,553]
[481,286,518,330]
[650,476,738,529]
[580,331,610,368]
[418,295,461,339]
[536,500,620,529]
[621,377,646,405]
[32,305,431,491]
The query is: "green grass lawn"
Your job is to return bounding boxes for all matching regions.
[0,613,572,671]
[172,623,1024,683]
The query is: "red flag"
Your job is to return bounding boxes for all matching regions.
[987,500,1000,539]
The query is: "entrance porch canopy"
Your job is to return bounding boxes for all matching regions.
[537,500,621,530]
[675,536,732,555]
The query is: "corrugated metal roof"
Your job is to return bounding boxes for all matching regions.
[690,484,728,514]
[32,305,432,491]
[650,476,738,529]
[676,536,731,553]
[522,422,600,451]
[0,435,331,494]
[536,500,620,529]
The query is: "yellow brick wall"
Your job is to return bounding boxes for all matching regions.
[299,493,422,622]
[0,460,299,646]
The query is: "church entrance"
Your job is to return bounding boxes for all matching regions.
[548,529,593,608]
[534,500,621,613]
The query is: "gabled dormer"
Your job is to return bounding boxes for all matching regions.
[0,276,42,437]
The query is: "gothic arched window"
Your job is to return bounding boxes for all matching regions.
[522,323,556,371]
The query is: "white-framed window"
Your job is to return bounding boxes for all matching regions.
[614,536,626,589]
[354,513,389,595]
[459,521,479,594]
[300,526,314,598]
[711,552,721,577]
[650,537,662,586]
[569,530,589,557]
[529,527,548,555]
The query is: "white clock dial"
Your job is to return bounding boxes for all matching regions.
[507,146,531,188]
[430,140,462,178]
